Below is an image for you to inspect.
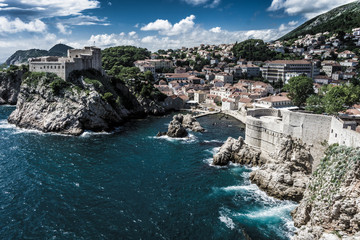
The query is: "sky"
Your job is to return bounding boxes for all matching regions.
[0,0,357,61]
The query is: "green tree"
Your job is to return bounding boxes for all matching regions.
[283,76,314,107]
[232,39,277,61]
[305,94,325,114]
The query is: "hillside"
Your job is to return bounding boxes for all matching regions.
[4,43,73,66]
[280,1,360,41]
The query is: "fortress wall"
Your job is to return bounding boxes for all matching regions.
[245,116,285,155]
[245,108,360,170]
[29,62,66,81]
[281,111,332,146]
[329,118,360,148]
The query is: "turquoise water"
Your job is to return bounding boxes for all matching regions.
[0,106,296,239]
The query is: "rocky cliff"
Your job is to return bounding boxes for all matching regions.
[250,137,312,202]
[8,70,144,135]
[213,136,312,201]
[292,145,360,240]
[0,69,25,105]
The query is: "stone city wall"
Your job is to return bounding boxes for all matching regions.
[244,108,360,170]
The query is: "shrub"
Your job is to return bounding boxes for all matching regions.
[102,92,114,103]
[50,79,70,95]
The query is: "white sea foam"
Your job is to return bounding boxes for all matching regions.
[152,133,198,144]
[80,130,111,137]
[219,213,235,230]
[236,203,297,220]
[0,120,14,129]
[205,146,220,155]
[203,139,223,144]
[203,158,228,169]
[0,120,73,136]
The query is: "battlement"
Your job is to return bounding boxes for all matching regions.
[29,46,103,80]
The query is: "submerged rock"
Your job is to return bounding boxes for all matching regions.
[292,145,360,240]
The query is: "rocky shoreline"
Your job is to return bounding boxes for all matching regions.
[213,136,360,239]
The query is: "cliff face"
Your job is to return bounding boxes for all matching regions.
[213,136,312,201]
[0,70,24,105]
[292,145,360,240]
[8,71,144,135]
[250,137,312,202]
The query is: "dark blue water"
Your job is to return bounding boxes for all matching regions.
[0,106,296,239]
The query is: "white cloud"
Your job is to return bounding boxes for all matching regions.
[89,20,294,53]
[0,17,46,33]
[268,0,357,19]
[141,15,196,36]
[108,2,112,6]
[141,19,172,31]
[128,31,137,37]
[206,0,221,8]
[209,27,221,33]
[183,0,208,6]
[62,15,109,26]
[288,20,298,26]
[9,0,100,17]
[183,0,221,7]
[56,23,72,35]
[0,0,106,29]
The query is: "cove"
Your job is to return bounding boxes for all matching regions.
[0,106,296,239]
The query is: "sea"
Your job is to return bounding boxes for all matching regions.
[0,105,297,240]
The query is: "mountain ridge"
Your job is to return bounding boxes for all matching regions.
[4,43,73,66]
[279,1,360,41]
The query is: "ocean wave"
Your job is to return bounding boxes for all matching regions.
[219,212,236,230]
[0,120,72,137]
[80,130,112,137]
[205,146,220,155]
[203,139,223,144]
[235,203,297,220]
[203,158,228,169]
[151,133,198,144]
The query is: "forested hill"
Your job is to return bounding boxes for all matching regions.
[279,1,360,41]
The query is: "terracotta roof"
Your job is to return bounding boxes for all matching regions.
[259,95,291,103]
[239,98,252,103]
[345,109,360,115]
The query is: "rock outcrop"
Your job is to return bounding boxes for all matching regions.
[138,97,166,116]
[157,114,204,138]
[8,71,144,135]
[213,137,262,166]
[292,145,360,240]
[213,136,312,201]
[250,137,312,202]
[0,69,25,105]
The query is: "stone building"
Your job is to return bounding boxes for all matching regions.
[261,60,316,83]
[29,46,103,81]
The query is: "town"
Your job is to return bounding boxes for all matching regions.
[129,28,360,132]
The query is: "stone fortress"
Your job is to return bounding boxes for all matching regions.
[29,46,103,81]
[244,108,360,169]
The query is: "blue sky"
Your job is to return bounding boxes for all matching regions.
[0,0,356,61]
